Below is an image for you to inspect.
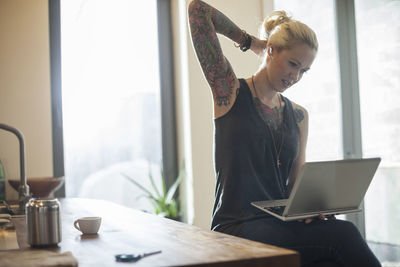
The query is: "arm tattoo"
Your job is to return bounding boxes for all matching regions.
[294,108,305,124]
[188,0,241,107]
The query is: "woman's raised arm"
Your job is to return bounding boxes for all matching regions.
[188,0,243,117]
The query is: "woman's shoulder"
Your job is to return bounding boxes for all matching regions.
[234,78,251,96]
[289,100,307,113]
[285,98,308,125]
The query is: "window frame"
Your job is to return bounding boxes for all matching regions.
[334,0,365,237]
[49,0,65,197]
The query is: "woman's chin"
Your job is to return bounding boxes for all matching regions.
[276,86,287,93]
[274,82,289,92]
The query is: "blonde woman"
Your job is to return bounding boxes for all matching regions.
[188,1,380,266]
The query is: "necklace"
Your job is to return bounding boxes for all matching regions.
[251,76,284,167]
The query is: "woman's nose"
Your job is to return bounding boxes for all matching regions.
[290,70,301,82]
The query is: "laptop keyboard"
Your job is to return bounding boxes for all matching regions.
[265,206,285,216]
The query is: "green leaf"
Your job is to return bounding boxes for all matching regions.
[0,160,5,179]
[166,168,184,203]
[148,164,161,199]
[168,201,178,218]
[122,161,185,220]
[154,206,160,215]
[160,166,166,197]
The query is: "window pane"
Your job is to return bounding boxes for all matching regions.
[273,0,342,161]
[355,0,400,262]
[61,0,162,211]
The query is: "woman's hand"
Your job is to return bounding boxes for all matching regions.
[250,36,268,57]
[299,214,336,224]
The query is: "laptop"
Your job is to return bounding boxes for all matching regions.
[251,157,381,221]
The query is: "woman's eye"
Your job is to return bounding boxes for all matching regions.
[290,61,297,67]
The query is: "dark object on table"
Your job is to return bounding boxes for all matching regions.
[115,250,162,262]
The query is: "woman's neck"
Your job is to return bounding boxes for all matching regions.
[252,69,280,106]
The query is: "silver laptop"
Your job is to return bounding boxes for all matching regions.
[251,157,381,221]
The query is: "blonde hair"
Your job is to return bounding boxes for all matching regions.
[261,11,318,52]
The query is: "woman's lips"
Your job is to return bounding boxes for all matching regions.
[282,79,292,88]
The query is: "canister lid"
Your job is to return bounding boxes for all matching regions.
[26,198,60,210]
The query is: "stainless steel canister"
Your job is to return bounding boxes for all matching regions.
[26,198,61,246]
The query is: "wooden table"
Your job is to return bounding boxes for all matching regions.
[0,198,299,266]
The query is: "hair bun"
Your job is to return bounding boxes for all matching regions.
[262,11,292,39]
[260,10,318,51]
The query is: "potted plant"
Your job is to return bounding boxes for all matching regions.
[121,164,184,220]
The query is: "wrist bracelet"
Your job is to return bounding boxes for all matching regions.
[240,33,252,52]
[234,30,252,52]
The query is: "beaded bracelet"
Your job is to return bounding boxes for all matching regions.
[234,30,252,52]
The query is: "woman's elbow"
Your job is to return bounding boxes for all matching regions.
[188,0,197,15]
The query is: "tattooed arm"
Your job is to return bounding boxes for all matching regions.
[286,103,309,196]
[188,0,243,118]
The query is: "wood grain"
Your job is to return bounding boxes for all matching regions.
[0,198,299,266]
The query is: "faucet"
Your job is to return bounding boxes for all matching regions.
[0,123,30,214]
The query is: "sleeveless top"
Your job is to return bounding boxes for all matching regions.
[211,78,300,230]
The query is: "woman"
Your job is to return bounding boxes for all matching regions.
[188,1,381,266]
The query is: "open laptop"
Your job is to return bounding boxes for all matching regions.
[251,157,381,221]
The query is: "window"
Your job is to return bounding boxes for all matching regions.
[60,0,162,210]
[355,0,400,262]
[50,0,177,212]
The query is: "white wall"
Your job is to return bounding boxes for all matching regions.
[0,0,53,200]
[173,0,274,229]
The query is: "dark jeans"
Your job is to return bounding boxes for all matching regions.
[216,217,381,267]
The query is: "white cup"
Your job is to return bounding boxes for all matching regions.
[74,217,101,235]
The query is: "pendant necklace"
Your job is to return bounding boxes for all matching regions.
[251,76,284,167]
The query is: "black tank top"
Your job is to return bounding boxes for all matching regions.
[211,78,300,230]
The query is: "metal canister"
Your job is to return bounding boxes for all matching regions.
[26,198,61,246]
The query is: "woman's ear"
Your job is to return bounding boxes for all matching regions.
[267,46,273,58]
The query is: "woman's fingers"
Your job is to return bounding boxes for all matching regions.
[319,214,338,220]
[250,37,267,57]
[298,218,314,223]
[326,214,336,220]
[299,214,337,224]
[304,218,313,224]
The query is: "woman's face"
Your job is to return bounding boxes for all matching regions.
[266,43,317,92]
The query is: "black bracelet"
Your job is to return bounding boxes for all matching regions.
[240,33,252,52]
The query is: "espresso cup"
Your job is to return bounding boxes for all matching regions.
[74,217,101,235]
